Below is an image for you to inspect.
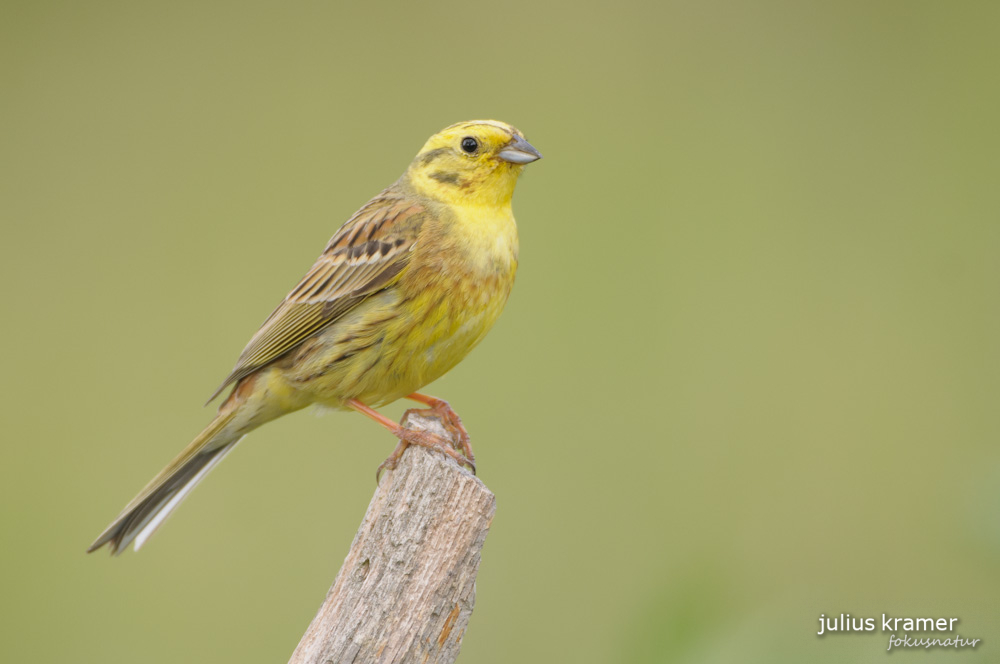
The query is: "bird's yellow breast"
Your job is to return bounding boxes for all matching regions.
[382,202,518,399]
[278,201,519,409]
[445,201,520,272]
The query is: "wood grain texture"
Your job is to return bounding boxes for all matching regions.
[288,411,496,664]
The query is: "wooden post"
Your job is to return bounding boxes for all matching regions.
[288,410,496,664]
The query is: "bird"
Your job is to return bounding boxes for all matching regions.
[87,120,541,555]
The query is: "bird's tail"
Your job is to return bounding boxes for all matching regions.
[88,378,269,555]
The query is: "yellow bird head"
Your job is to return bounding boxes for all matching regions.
[405,120,542,207]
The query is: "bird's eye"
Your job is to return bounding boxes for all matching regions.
[460,137,479,153]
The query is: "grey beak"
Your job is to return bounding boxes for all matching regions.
[498,136,542,164]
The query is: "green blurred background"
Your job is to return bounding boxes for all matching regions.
[2,1,997,662]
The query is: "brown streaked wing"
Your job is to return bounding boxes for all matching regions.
[206,193,425,402]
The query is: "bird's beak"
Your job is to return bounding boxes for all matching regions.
[498,136,543,164]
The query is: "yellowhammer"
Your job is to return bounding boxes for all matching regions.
[88,120,541,555]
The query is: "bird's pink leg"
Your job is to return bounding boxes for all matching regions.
[348,399,474,482]
[406,393,476,468]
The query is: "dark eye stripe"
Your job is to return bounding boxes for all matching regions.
[419,148,449,165]
[430,171,461,185]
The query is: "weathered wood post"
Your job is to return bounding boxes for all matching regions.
[288,410,496,664]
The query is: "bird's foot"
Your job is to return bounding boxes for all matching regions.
[375,439,408,484]
[375,415,476,483]
[406,393,476,470]
[348,397,476,484]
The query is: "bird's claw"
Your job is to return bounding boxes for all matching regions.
[374,418,475,484]
[375,440,408,484]
[421,399,477,470]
